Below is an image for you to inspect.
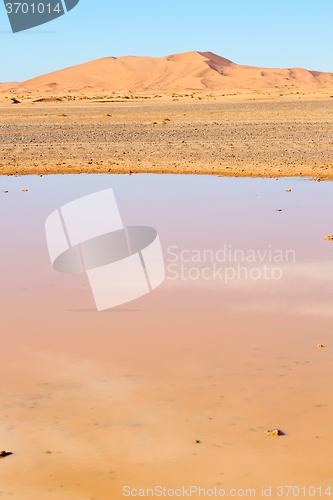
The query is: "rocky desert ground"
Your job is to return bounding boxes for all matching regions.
[0,92,333,179]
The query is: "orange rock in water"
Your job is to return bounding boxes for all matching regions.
[264,429,282,439]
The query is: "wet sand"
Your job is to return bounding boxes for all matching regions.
[1,174,333,499]
[0,92,333,179]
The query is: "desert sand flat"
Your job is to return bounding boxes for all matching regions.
[0,94,333,179]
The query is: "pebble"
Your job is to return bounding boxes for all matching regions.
[264,429,282,439]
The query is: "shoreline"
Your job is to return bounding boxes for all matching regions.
[0,163,331,180]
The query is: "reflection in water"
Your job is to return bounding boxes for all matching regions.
[0,174,333,499]
[67,309,142,313]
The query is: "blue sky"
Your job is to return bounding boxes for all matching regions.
[1,0,332,82]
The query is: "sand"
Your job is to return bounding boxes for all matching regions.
[1,50,333,498]
[1,51,333,94]
[1,50,332,180]
[0,93,333,179]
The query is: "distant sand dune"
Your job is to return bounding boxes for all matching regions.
[1,51,333,94]
[0,82,18,87]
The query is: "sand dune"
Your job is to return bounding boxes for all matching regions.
[0,82,17,87]
[1,51,333,94]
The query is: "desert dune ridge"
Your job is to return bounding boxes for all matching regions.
[1,51,333,95]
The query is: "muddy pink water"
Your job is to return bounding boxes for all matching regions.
[0,174,333,499]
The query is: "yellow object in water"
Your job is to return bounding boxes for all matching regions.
[264,429,280,439]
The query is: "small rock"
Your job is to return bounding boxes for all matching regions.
[193,440,200,444]
[22,189,28,192]
[276,209,282,212]
[285,189,291,192]
[0,450,13,458]
[45,450,52,454]
[317,344,324,348]
[11,98,20,104]
[2,191,8,193]
[264,429,283,439]
[323,235,333,241]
